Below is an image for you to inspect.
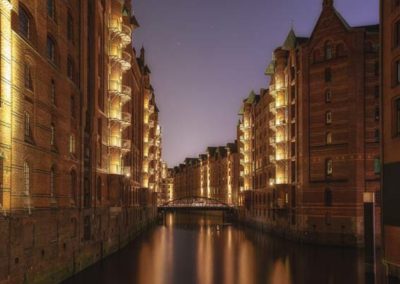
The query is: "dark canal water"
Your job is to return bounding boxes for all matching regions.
[64,211,391,284]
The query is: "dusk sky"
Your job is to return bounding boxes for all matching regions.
[132,0,379,167]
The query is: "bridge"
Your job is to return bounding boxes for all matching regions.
[158,196,235,211]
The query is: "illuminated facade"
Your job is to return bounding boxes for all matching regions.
[238,0,381,247]
[381,0,400,279]
[172,142,239,205]
[0,0,160,282]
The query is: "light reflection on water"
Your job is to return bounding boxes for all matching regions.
[64,211,372,284]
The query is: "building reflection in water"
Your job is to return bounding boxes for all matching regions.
[63,211,366,284]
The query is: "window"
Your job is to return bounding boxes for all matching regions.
[67,13,73,42]
[70,170,77,202]
[67,57,74,80]
[24,63,33,91]
[50,80,56,105]
[325,89,332,103]
[375,106,380,121]
[374,61,379,76]
[24,161,30,195]
[324,188,332,207]
[83,216,91,241]
[46,36,56,63]
[325,41,333,60]
[70,95,76,118]
[396,98,400,136]
[50,124,55,146]
[19,6,30,39]
[0,155,3,206]
[47,0,55,19]
[50,166,55,198]
[24,112,31,138]
[326,111,332,125]
[69,134,75,154]
[326,159,333,176]
[97,177,102,201]
[374,158,381,175]
[326,132,332,145]
[325,68,332,82]
[395,20,400,48]
[374,129,380,142]
[395,60,400,85]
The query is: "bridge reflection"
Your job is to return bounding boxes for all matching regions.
[158,196,235,211]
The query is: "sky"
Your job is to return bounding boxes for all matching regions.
[132,0,379,167]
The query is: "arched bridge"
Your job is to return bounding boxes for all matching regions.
[158,196,235,211]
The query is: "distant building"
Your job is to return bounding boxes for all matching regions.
[381,0,400,279]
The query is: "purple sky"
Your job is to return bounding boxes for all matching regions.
[132,0,378,167]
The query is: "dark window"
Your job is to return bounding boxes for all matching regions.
[67,57,74,80]
[325,188,332,206]
[83,216,91,241]
[326,111,332,125]
[24,63,33,91]
[70,170,77,203]
[395,20,400,48]
[70,95,75,118]
[47,36,56,62]
[50,166,56,198]
[325,42,333,60]
[375,106,380,121]
[67,13,73,42]
[24,112,31,138]
[325,68,332,82]
[375,129,380,142]
[374,61,379,76]
[374,158,381,175]
[396,98,400,136]
[50,124,55,146]
[47,0,55,19]
[19,6,30,39]
[50,79,56,105]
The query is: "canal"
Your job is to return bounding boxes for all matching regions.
[64,211,386,284]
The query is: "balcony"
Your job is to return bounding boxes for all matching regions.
[121,112,131,126]
[149,120,155,128]
[121,51,131,71]
[108,81,131,103]
[109,135,122,148]
[123,166,131,177]
[109,164,121,175]
[120,24,132,46]
[269,120,276,128]
[109,111,131,128]
[269,137,276,144]
[148,104,155,113]
[108,16,121,37]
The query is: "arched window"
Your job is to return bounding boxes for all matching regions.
[46,35,56,63]
[19,5,30,39]
[97,176,102,202]
[326,132,332,145]
[326,111,332,125]
[50,166,55,198]
[24,161,30,195]
[325,188,332,206]
[325,41,333,60]
[70,169,77,203]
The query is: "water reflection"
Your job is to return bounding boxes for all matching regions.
[64,211,374,284]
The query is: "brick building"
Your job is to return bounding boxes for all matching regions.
[172,142,239,205]
[0,0,161,282]
[381,0,400,279]
[238,0,381,247]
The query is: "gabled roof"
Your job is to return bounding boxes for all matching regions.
[265,53,276,76]
[282,29,297,51]
[245,90,257,104]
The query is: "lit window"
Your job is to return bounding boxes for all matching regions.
[69,134,75,154]
[396,98,400,136]
[374,158,381,175]
[24,161,30,194]
[326,111,332,125]
[24,63,33,91]
[47,36,56,62]
[24,112,31,138]
[326,159,333,176]
[19,6,30,39]
[326,132,332,145]
[325,89,332,103]
[325,68,332,82]
[50,124,55,146]
[47,0,55,19]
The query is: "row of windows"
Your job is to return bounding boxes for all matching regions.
[324,157,380,177]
